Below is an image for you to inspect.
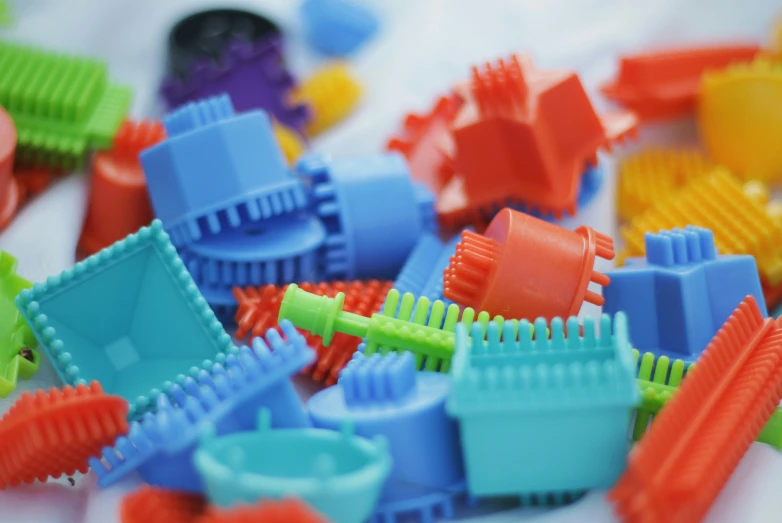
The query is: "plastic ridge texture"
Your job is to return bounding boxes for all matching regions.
[605,226,767,363]
[15,219,237,420]
[292,62,362,136]
[89,321,313,490]
[141,94,309,247]
[0,381,129,489]
[392,232,462,305]
[200,498,330,523]
[120,486,206,523]
[300,0,379,56]
[0,106,22,230]
[234,280,392,385]
[194,409,392,523]
[448,313,639,497]
[309,352,465,522]
[0,42,132,169]
[609,296,782,523]
[620,168,782,286]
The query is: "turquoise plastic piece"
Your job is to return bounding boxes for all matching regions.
[447,313,639,499]
[195,409,392,523]
[15,220,237,419]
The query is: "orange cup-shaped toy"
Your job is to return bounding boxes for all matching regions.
[0,108,22,231]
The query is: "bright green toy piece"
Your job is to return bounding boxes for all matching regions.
[0,251,39,398]
[0,1,11,26]
[0,42,132,169]
[631,348,782,449]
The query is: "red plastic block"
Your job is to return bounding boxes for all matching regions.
[14,167,60,200]
[764,280,782,312]
[601,43,761,121]
[0,106,21,231]
[0,381,128,488]
[200,498,330,523]
[609,296,782,523]
[443,208,614,320]
[120,486,206,523]
[79,120,164,257]
[234,280,392,385]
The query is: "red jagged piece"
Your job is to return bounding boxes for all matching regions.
[199,498,331,523]
[112,120,167,159]
[0,381,128,489]
[608,296,782,523]
[121,486,206,523]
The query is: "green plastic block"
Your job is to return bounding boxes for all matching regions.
[0,42,132,169]
[0,251,39,397]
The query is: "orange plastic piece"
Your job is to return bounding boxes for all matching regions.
[14,167,60,199]
[78,120,163,257]
[120,486,206,523]
[609,296,782,523]
[763,280,782,311]
[443,207,614,320]
[601,43,761,121]
[234,280,392,385]
[0,381,128,489]
[0,107,22,231]
[200,498,330,523]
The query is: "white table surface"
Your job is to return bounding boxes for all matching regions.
[0,0,780,521]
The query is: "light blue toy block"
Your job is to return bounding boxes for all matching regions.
[300,0,379,56]
[447,314,639,499]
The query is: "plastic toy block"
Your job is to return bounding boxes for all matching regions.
[15,220,236,420]
[194,409,391,523]
[444,208,615,320]
[620,168,782,286]
[609,297,782,523]
[699,58,782,183]
[0,107,21,230]
[297,152,437,280]
[141,95,309,247]
[120,486,207,523]
[89,321,312,490]
[300,0,379,56]
[0,251,39,398]
[292,62,362,136]
[200,499,330,523]
[605,226,767,364]
[0,381,128,489]
[310,352,465,522]
[234,280,392,385]
[448,313,638,497]
[616,148,712,222]
[392,232,462,305]
[273,121,306,165]
[13,166,59,199]
[79,120,164,257]
[0,42,132,170]
[601,43,760,121]
[160,35,309,133]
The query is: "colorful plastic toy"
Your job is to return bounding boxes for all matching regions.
[273,121,307,165]
[392,232,462,305]
[0,382,128,489]
[448,313,638,499]
[300,0,379,56]
[604,226,767,364]
[310,352,465,522]
[15,220,236,419]
[200,498,330,523]
[13,166,60,199]
[0,107,21,230]
[79,120,163,257]
[0,42,132,169]
[194,409,392,523]
[141,95,309,247]
[601,43,760,121]
[234,280,392,385]
[609,296,782,523]
[699,57,782,183]
[444,208,615,320]
[292,62,363,136]
[90,321,312,489]
[120,486,206,523]
[297,152,437,280]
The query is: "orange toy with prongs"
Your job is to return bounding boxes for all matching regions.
[200,498,330,523]
[120,486,206,523]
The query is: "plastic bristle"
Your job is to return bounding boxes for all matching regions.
[120,485,206,523]
[112,119,166,157]
[339,352,417,406]
[471,54,529,118]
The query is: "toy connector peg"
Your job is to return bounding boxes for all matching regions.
[120,486,206,523]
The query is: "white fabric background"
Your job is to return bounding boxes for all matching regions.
[0,0,780,521]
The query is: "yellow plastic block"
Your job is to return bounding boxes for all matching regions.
[292,62,362,137]
[698,58,782,183]
[616,148,712,222]
[620,168,782,285]
[273,122,306,166]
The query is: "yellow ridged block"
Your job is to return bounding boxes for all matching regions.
[616,148,712,222]
[698,58,782,183]
[292,62,362,137]
[620,168,782,285]
[273,122,306,166]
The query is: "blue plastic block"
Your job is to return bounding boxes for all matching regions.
[309,351,465,522]
[194,408,392,523]
[298,152,437,280]
[447,314,639,498]
[140,94,308,247]
[89,321,314,490]
[392,232,463,304]
[15,220,236,420]
[603,226,767,363]
[300,0,379,56]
